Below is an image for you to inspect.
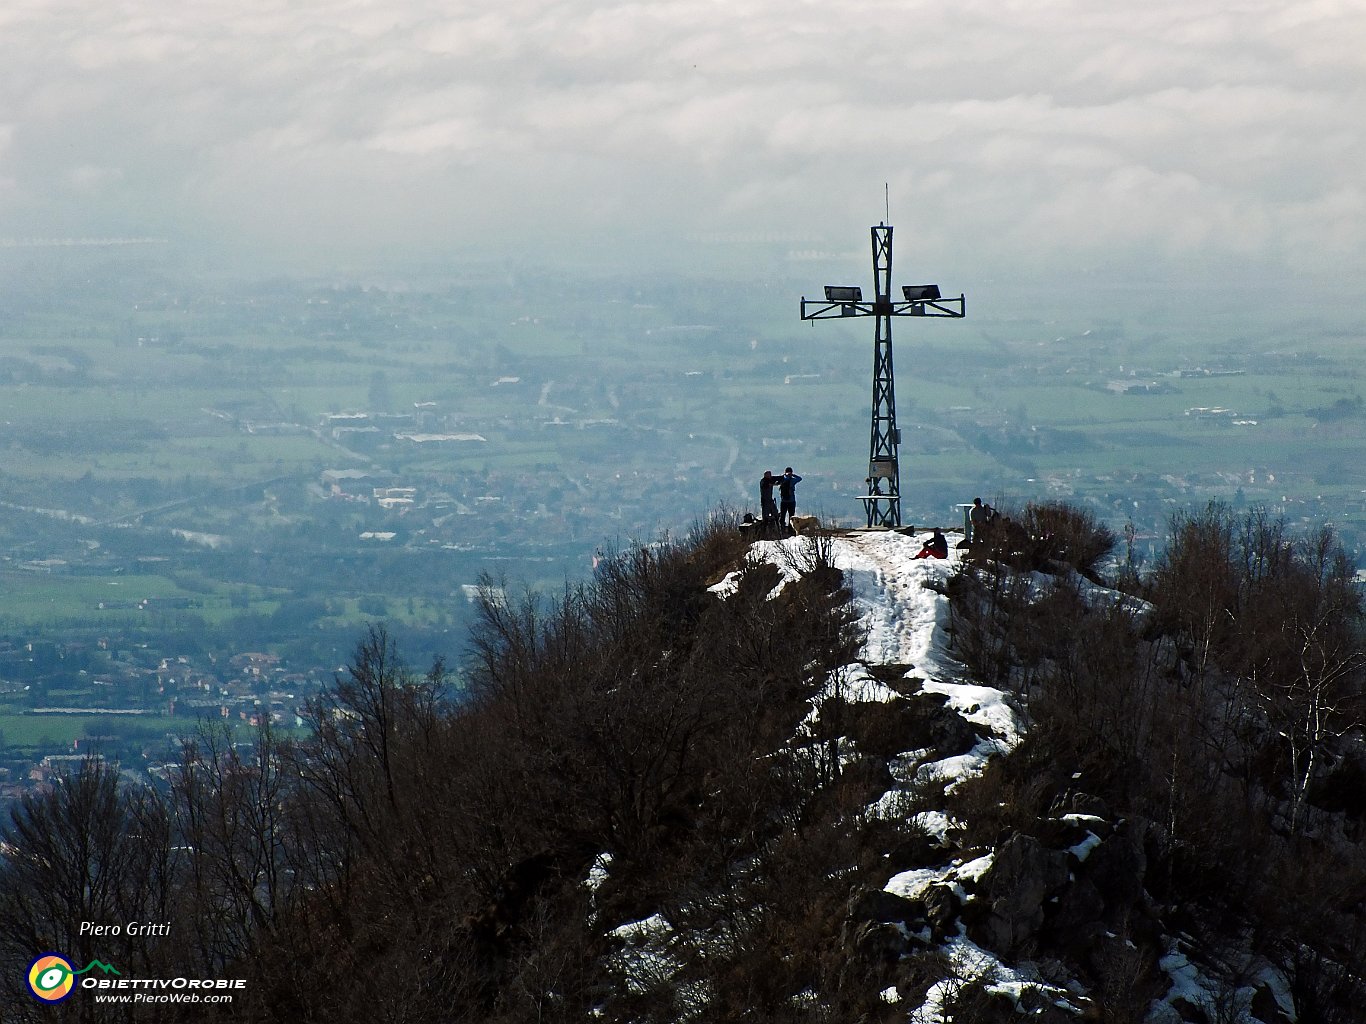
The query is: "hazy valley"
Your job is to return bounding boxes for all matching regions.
[0,245,1363,808]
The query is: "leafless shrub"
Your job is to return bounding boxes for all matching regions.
[1019,500,1117,580]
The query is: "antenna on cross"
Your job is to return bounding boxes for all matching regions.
[799,221,966,528]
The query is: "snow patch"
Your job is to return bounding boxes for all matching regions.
[586,852,613,893]
[611,913,669,944]
[906,935,1081,1023]
[921,680,1021,748]
[1068,831,1102,862]
[884,867,941,901]
[957,853,994,883]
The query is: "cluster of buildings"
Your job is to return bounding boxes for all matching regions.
[0,641,327,807]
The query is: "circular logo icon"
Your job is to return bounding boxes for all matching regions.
[28,953,76,1003]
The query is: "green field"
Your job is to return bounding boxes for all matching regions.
[0,571,286,629]
[0,711,235,752]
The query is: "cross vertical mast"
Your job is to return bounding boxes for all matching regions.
[867,225,900,527]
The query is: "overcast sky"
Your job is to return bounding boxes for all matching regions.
[2,0,1363,289]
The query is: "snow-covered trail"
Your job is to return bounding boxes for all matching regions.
[714,529,1021,745]
[825,530,958,673]
[831,531,1022,749]
[710,529,1259,1021]
[722,529,959,669]
[706,529,1058,1016]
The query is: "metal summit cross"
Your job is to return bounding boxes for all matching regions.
[800,223,965,528]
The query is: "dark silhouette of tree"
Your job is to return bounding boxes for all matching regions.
[0,759,176,1022]
[167,720,299,973]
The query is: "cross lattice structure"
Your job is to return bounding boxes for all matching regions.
[800,223,966,528]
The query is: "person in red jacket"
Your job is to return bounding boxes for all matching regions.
[914,528,949,559]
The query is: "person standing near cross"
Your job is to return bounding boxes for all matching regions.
[778,467,802,528]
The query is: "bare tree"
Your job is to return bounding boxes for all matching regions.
[168,719,298,972]
[0,759,175,1022]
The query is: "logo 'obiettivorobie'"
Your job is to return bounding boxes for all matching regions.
[27,954,76,1002]
[27,954,121,1002]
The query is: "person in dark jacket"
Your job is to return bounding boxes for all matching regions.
[778,467,802,527]
[759,470,780,526]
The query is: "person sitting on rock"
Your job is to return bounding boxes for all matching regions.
[914,528,949,559]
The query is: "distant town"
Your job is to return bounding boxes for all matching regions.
[1,637,326,805]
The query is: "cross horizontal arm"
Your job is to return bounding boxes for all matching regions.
[800,295,966,321]
[898,295,967,318]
